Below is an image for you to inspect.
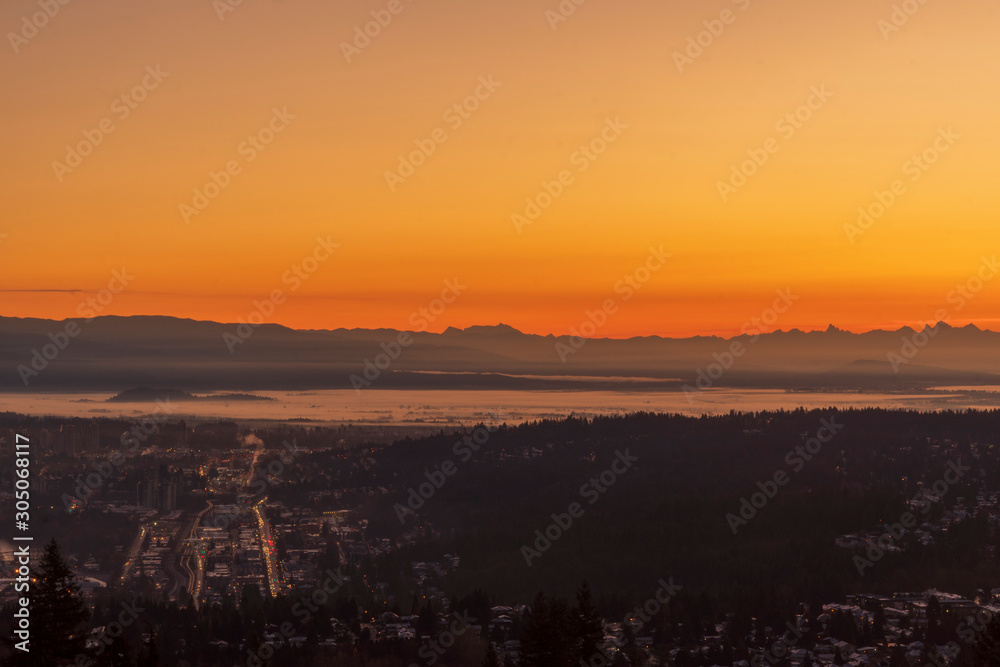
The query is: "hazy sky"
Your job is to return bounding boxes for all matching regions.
[2,0,998,336]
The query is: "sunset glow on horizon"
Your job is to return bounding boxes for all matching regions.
[3,0,999,338]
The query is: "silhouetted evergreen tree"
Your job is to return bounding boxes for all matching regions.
[873,605,886,641]
[574,581,603,663]
[927,595,942,644]
[12,539,89,666]
[522,593,572,666]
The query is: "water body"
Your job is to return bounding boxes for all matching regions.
[3,388,1000,425]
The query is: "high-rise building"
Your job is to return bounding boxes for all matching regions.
[137,479,159,508]
[162,480,178,512]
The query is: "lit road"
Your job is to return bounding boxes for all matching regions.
[187,500,213,607]
[119,523,148,582]
[253,498,283,597]
[169,500,213,608]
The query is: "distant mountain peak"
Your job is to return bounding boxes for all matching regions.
[442,323,524,336]
[2,314,1000,392]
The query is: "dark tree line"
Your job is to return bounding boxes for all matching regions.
[520,582,608,666]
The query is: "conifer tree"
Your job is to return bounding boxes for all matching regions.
[14,539,89,666]
[574,581,603,663]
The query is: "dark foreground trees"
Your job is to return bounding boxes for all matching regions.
[521,583,607,666]
[11,538,89,666]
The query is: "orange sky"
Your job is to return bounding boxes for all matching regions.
[2,0,999,337]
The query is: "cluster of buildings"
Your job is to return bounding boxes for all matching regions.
[835,491,1000,554]
[198,503,271,604]
[121,517,183,591]
[646,588,997,667]
[136,468,181,512]
[30,423,100,456]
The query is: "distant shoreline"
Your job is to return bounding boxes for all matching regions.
[106,387,276,403]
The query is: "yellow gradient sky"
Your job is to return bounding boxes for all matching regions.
[2,0,998,337]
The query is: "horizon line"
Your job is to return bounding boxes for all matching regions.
[1,313,997,341]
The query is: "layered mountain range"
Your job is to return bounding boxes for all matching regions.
[1,315,997,391]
